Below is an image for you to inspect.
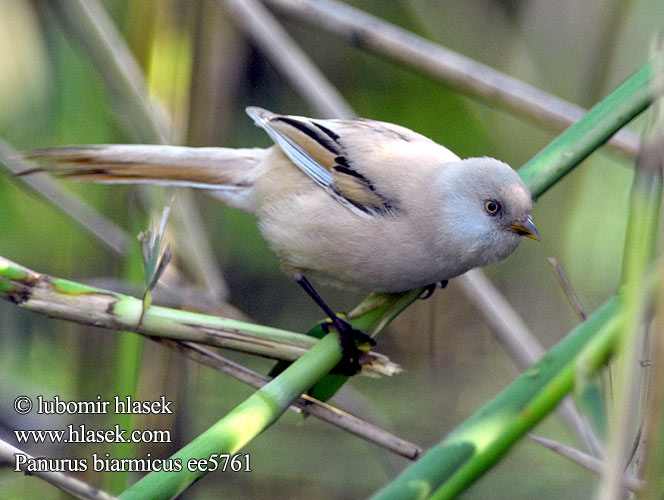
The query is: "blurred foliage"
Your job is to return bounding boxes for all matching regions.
[0,0,662,499]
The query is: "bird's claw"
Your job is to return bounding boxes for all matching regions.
[323,317,375,375]
[419,280,448,300]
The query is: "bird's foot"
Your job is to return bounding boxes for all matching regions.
[323,316,376,376]
[420,280,449,300]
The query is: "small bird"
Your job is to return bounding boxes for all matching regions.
[22,107,538,372]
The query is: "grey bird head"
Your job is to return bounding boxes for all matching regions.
[430,157,538,276]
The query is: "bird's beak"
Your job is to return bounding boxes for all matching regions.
[511,215,539,240]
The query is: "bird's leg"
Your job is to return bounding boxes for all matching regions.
[296,276,375,375]
[419,280,449,300]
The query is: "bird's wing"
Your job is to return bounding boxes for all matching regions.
[246,107,399,216]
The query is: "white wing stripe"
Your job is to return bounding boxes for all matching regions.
[247,108,333,188]
[247,108,372,218]
[260,121,333,186]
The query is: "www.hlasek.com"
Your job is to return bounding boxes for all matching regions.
[15,424,170,445]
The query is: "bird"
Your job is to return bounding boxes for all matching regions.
[21,107,538,373]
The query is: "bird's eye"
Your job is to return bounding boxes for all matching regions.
[484,200,501,215]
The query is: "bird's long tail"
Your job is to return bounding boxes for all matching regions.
[20,144,266,212]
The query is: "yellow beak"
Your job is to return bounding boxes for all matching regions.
[511,216,539,240]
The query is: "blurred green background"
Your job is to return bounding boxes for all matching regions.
[0,0,661,498]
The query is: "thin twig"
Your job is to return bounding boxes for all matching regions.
[263,0,640,159]
[597,97,663,500]
[0,439,120,500]
[456,270,545,367]
[159,338,421,459]
[44,0,170,143]
[632,61,664,494]
[46,0,230,304]
[529,435,643,493]
[549,257,587,321]
[637,259,664,497]
[165,192,230,302]
[222,0,354,118]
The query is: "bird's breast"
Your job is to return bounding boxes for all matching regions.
[256,194,467,292]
